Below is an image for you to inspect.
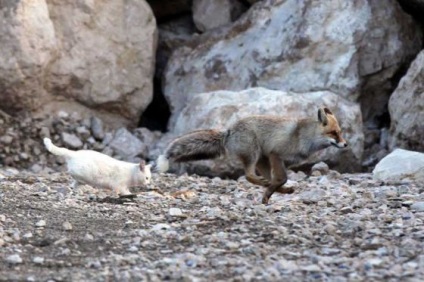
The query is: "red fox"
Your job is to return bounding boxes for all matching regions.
[156,107,347,204]
[44,138,151,197]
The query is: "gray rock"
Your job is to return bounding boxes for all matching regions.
[300,189,327,204]
[164,0,422,126]
[0,0,157,126]
[76,126,91,140]
[373,149,424,183]
[410,202,424,212]
[0,135,13,144]
[33,256,44,264]
[311,162,330,175]
[61,132,83,149]
[109,128,147,161]
[169,208,184,217]
[340,206,354,214]
[35,220,46,227]
[62,221,73,231]
[90,117,105,140]
[6,254,23,264]
[192,0,246,32]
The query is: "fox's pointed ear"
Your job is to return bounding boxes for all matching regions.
[318,108,328,126]
[139,160,145,171]
[323,107,333,115]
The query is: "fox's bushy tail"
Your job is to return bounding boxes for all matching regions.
[43,138,73,158]
[155,129,227,173]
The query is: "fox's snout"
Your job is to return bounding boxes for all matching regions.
[331,140,348,148]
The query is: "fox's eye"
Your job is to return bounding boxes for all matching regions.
[328,131,338,137]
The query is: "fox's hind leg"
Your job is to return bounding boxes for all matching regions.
[262,154,294,204]
[240,154,270,187]
[256,156,271,182]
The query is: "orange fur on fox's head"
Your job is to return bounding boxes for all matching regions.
[318,107,348,148]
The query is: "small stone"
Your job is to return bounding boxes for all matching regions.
[169,208,183,217]
[33,256,44,264]
[35,220,46,227]
[300,189,326,204]
[6,254,23,264]
[76,126,91,140]
[57,111,69,118]
[301,264,321,272]
[340,206,354,214]
[410,202,424,212]
[311,161,329,175]
[91,116,105,140]
[19,153,29,160]
[151,223,171,232]
[402,200,414,207]
[61,132,83,149]
[84,233,94,241]
[311,170,321,177]
[0,135,13,144]
[62,221,73,231]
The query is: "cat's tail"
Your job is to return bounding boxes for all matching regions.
[43,138,73,158]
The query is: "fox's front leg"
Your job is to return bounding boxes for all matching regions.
[262,154,293,204]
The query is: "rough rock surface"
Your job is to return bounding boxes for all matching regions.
[165,88,363,176]
[0,0,157,126]
[373,149,424,183]
[389,50,424,152]
[164,0,422,127]
[1,169,424,281]
[192,0,246,32]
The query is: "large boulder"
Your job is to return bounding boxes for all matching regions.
[0,1,56,113]
[164,0,422,128]
[388,50,424,152]
[161,88,364,177]
[373,149,424,183]
[0,0,157,127]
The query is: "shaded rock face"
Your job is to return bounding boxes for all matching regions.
[389,50,424,152]
[0,0,157,126]
[373,149,424,183]
[166,88,364,176]
[163,0,422,128]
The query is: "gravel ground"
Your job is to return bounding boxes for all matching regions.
[0,168,423,281]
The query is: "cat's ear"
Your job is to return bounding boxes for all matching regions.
[139,160,145,171]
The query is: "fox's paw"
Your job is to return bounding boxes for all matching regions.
[276,187,295,194]
[257,176,271,187]
[119,194,137,199]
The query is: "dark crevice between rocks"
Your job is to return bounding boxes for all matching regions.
[397,0,424,27]
[146,0,192,24]
[138,77,170,132]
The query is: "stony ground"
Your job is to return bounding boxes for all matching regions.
[0,168,423,282]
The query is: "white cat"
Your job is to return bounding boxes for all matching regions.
[43,138,151,196]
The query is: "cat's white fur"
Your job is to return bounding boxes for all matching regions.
[43,138,151,196]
